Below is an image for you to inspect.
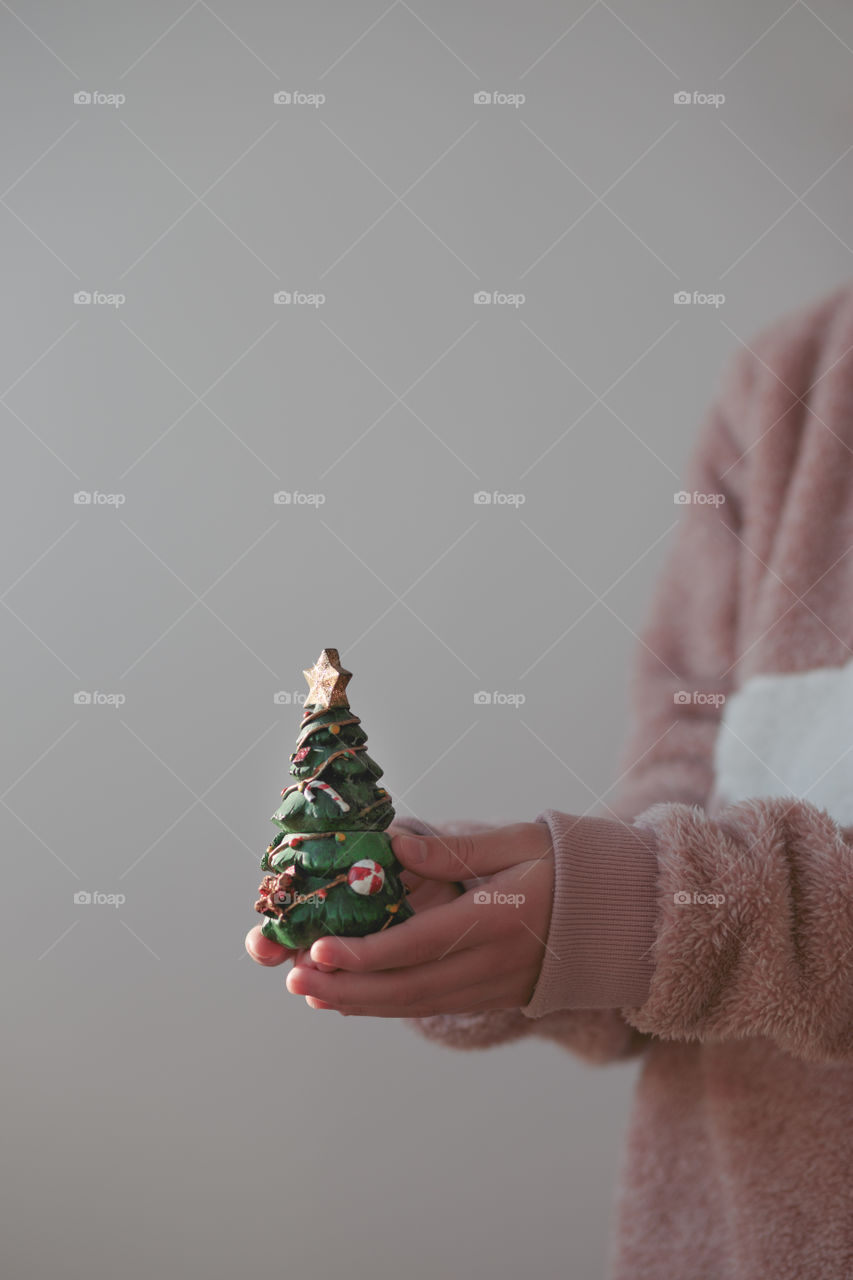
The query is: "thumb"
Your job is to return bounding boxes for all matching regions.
[390,822,549,881]
[245,925,292,967]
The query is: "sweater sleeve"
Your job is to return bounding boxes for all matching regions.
[521,794,853,1063]
[621,797,853,1062]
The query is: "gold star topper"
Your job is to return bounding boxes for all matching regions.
[303,648,352,710]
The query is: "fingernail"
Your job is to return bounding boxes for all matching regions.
[394,835,427,864]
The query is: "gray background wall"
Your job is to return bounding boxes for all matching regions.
[2,2,851,1277]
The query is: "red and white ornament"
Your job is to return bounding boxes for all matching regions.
[302,779,350,812]
[347,860,386,896]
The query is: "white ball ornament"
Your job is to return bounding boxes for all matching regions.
[347,859,386,896]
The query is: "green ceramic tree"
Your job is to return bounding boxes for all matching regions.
[254,649,413,950]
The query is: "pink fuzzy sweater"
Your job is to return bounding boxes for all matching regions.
[400,281,853,1280]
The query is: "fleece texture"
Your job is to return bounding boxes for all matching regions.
[400,279,853,1279]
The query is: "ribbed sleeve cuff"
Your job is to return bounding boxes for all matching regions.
[520,809,660,1019]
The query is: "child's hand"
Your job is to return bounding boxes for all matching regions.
[286,823,554,1017]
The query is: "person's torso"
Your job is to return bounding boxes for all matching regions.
[707,283,853,829]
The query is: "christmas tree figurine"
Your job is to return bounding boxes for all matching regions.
[254,649,414,950]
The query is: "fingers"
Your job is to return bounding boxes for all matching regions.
[304,982,512,1016]
[400,877,463,913]
[387,820,432,840]
[290,936,521,1010]
[309,889,499,972]
[391,822,550,883]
